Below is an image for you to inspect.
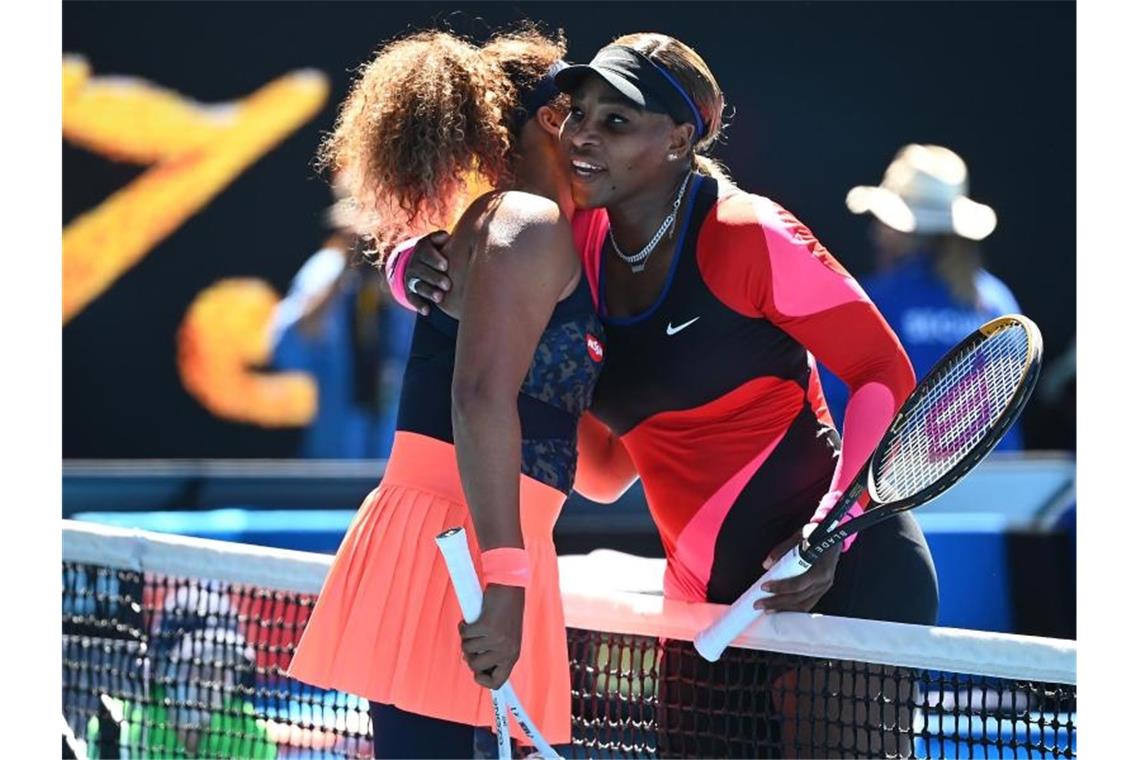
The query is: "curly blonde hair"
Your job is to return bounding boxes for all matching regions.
[317,26,568,260]
[611,33,734,187]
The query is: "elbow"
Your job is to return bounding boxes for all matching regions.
[573,481,622,505]
[573,476,634,505]
[874,349,916,415]
[845,348,916,416]
[451,376,515,426]
[894,350,917,400]
[873,331,918,407]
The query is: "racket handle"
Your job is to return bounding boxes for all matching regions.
[500,682,562,759]
[436,528,564,760]
[435,528,512,760]
[694,545,812,662]
[436,528,485,622]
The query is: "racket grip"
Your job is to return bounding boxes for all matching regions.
[435,528,512,760]
[436,528,486,623]
[694,545,812,662]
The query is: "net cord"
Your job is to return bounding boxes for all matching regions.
[64,520,1075,685]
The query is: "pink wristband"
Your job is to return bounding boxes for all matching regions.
[481,548,530,588]
[385,236,421,312]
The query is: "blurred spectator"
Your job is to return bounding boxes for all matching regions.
[269,191,415,459]
[821,144,1024,451]
[85,584,276,758]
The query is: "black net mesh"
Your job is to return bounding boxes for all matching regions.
[565,630,1075,759]
[63,559,1075,759]
[63,561,370,759]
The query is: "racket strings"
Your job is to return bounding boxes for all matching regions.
[872,324,1030,503]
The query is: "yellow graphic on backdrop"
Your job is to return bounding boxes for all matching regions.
[63,56,328,320]
[63,56,326,426]
[178,279,316,427]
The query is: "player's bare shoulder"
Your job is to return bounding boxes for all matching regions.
[476,190,574,263]
[439,192,576,316]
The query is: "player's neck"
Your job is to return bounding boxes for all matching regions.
[513,151,576,221]
[606,168,692,254]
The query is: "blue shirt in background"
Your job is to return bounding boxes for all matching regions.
[819,254,1024,450]
[271,248,415,459]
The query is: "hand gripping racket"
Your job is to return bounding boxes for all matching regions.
[436,527,563,760]
[695,314,1043,662]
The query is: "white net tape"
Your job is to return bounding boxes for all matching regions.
[873,323,1029,503]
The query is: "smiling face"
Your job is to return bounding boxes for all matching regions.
[559,75,691,210]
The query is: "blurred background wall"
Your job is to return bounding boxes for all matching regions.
[63,1,1075,459]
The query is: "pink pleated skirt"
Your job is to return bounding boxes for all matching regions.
[287,431,571,744]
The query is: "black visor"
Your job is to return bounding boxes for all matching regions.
[554,45,706,141]
[519,59,569,120]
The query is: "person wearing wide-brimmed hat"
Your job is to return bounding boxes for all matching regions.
[821,144,1023,449]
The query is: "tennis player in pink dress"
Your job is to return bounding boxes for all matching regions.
[287,28,604,757]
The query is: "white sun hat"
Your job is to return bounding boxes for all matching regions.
[846,144,997,241]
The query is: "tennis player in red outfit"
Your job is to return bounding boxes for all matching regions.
[392,32,938,757]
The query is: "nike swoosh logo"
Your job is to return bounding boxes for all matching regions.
[666,317,700,336]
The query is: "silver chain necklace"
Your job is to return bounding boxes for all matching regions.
[609,171,692,273]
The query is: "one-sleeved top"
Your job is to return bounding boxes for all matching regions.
[574,176,914,603]
[396,271,605,495]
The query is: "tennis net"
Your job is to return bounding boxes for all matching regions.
[63,520,1075,758]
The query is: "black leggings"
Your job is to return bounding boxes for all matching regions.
[369,702,516,759]
[658,512,939,758]
[370,703,476,759]
[815,510,939,622]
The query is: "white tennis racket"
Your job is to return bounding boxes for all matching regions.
[695,314,1043,662]
[435,527,563,760]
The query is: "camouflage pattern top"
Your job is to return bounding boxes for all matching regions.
[396,271,605,494]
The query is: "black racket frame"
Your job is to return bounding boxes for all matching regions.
[799,315,1043,564]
